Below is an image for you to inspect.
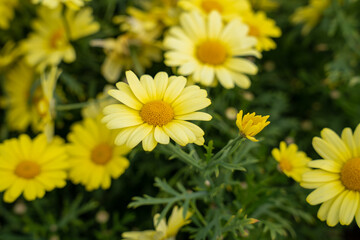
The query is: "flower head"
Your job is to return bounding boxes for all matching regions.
[91,34,162,83]
[164,11,260,89]
[272,141,311,182]
[102,71,212,151]
[301,124,360,227]
[178,0,251,21]
[3,61,57,134]
[22,6,99,71]
[236,110,270,142]
[67,116,130,191]
[0,134,68,203]
[0,41,21,70]
[291,0,330,35]
[241,10,281,51]
[122,206,192,240]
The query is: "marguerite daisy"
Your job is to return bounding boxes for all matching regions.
[67,115,130,191]
[0,134,68,203]
[301,124,360,227]
[272,141,311,182]
[236,110,270,142]
[164,11,260,89]
[102,71,212,151]
[241,10,281,51]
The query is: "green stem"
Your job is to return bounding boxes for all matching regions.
[158,143,204,170]
[212,135,244,161]
[56,102,89,111]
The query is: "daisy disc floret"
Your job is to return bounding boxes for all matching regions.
[236,110,270,142]
[301,124,360,227]
[164,11,260,89]
[67,116,130,191]
[272,141,311,182]
[0,134,68,203]
[102,71,212,151]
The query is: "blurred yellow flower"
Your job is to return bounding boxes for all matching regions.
[236,110,270,142]
[22,6,99,71]
[178,0,251,21]
[67,116,130,191]
[65,7,100,40]
[32,0,89,10]
[3,62,60,139]
[301,125,360,227]
[0,0,17,29]
[242,11,281,51]
[291,0,330,35]
[0,134,68,203]
[272,141,311,182]
[0,41,21,69]
[122,206,192,240]
[102,71,212,151]
[164,11,260,89]
[91,34,162,83]
[249,0,279,11]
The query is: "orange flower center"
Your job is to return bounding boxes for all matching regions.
[341,157,360,191]
[91,143,113,165]
[201,0,223,13]
[49,28,66,49]
[196,40,227,65]
[15,161,41,179]
[279,159,293,172]
[140,100,174,126]
[248,24,260,37]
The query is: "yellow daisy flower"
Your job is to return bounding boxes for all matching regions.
[0,134,68,203]
[102,71,212,151]
[3,62,60,137]
[241,10,281,52]
[301,124,360,227]
[178,0,251,21]
[31,0,89,10]
[91,34,162,83]
[0,41,21,69]
[67,116,130,191]
[122,206,192,240]
[22,6,99,71]
[0,0,17,29]
[272,141,311,182]
[291,0,330,35]
[236,110,270,142]
[164,11,260,89]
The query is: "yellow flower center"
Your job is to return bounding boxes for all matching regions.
[140,100,174,126]
[279,159,293,172]
[248,25,260,37]
[49,28,66,49]
[196,40,227,65]
[201,0,223,13]
[340,157,360,191]
[91,143,113,165]
[15,161,41,179]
